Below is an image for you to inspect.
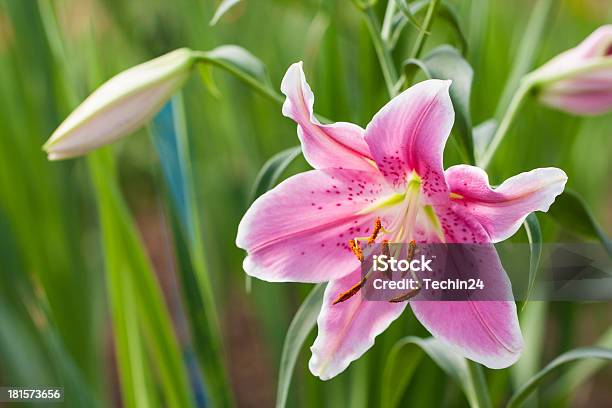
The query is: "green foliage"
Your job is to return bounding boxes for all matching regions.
[548,189,612,257]
[0,0,610,407]
[89,151,193,407]
[381,336,491,408]
[276,284,325,408]
[507,347,612,408]
[210,0,244,26]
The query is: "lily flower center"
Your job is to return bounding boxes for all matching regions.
[335,173,438,305]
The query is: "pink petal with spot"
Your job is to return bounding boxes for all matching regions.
[309,268,407,380]
[364,79,454,201]
[409,201,523,368]
[410,298,523,369]
[281,62,375,171]
[445,165,567,242]
[236,168,394,282]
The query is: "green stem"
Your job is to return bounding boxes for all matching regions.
[478,79,533,169]
[193,52,333,124]
[494,0,556,118]
[409,0,440,60]
[466,360,492,408]
[359,5,399,97]
[478,0,555,169]
[381,0,397,43]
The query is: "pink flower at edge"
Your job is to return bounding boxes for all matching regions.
[532,25,612,115]
[236,62,568,380]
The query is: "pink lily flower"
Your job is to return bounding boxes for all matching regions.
[236,62,567,380]
[531,25,612,115]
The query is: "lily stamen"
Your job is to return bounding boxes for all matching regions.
[389,286,421,303]
[348,217,389,262]
[348,239,364,262]
[367,218,383,243]
[332,276,367,305]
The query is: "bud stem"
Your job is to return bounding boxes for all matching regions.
[478,79,534,170]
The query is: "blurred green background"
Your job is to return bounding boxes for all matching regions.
[0,0,610,407]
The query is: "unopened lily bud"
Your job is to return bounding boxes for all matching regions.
[44,48,195,160]
[529,25,612,115]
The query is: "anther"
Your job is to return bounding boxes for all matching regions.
[389,286,421,303]
[368,217,383,244]
[381,239,390,256]
[401,240,417,278]
[349,239,363,262]
[380,239,392,279]
[333,276,367,304]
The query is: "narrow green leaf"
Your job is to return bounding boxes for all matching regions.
[389,0,467,53]
[150,97,233,407]
[245,146,301,292]
[402,45,475,163]
[548,189,612,257]
[522,213,542,307]
[195,45,282,104]
[381,336,491,408]
[276,284,325,408]
[89,151,193,408]
[473,119,497,163]
[197,64,221,98]
[547,328,612,404]
[210,0,244,26]
[511,302,547,408]
[249,146,302,203]
[204,45,273,88]
[437,2,468,54]
[507,347,612,408]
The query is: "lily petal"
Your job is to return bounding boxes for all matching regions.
[410,297,523,369]
[411,200,523,368]
[445,166,567,242]
[236,168,393,282]
[281,62,375,171]
[364,79,454,200]
[559,24,612,61]
[44,48,194,160]
[309,268,407,380]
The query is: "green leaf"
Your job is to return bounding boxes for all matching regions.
[473,119,497,163]
[403,45,475,164]
[511,302,547,408]
[195,45,282,104]
[381,336,491,408]
[507,347,612,408]
[150,97,233,407]
[210,0,244,26]
[522,213,542,306]
[88,151,193,408]
[548,189,612,257]
[436,2,468,54]
[197,64,221,97]
[204,45,273,88]
[245,146,302,292]
[389,0,467,53]
[276,284,325,408]
[249,146,302,203]
[547,328,612,404]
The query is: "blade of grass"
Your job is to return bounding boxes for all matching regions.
[150,96,233,407]
[276,283,325,408]
[507,347,612,408]
[89,150,194,408]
